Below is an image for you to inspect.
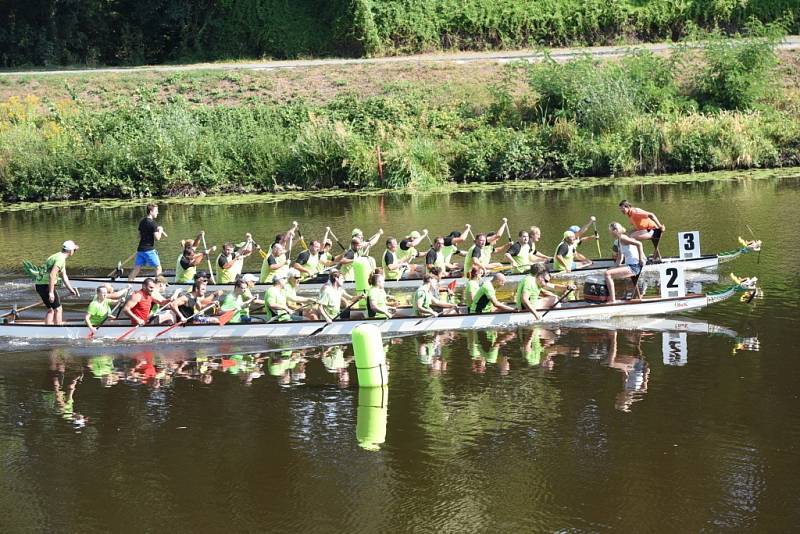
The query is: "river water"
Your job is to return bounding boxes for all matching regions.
[1,171,799,532]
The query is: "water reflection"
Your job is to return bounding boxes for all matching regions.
[603,330,651,413]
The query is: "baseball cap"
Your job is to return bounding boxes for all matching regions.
[241,273,258,283]
[563,230,576,239]
[274,272,288,282]
[409,230,421,240]
[155,275,169,286]
[568,225,581,233]
[448,230,462,238]
[351,228,363,237]
[287,268,301,279]
[62,240,79,251]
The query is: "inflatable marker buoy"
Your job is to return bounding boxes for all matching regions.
[352,324,388,387]
[356,386,388,451]
[353,257,372,310]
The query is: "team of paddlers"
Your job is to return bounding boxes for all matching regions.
[26,200,668,328]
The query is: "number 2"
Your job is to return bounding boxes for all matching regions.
[666,267,678,288]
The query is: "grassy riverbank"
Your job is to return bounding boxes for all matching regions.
[2,31,800,202]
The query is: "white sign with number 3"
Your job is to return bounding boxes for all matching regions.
[678,231,700,260]
[659,264,686,298]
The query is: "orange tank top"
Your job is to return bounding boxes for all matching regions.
[627,207,657,230]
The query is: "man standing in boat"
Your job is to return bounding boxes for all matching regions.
[619,200,666,262]
[34,240,81,325]
[128,204,167,282]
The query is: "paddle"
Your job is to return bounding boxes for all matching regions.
[296,227,309,251]
[309,295,363,336]
[217,297,257,327]
[327,227,347,252]
[592,220,602,258]
[0,301,42,320]
[108,252,136,278]
[745,223,761,264]
[116,313,155,341]
[154,301,219,338]
[201,232,216,284]
[540,287,574,319]
[504,217,512,243]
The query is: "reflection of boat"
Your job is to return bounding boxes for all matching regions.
[0,279,757,341]
[68,241,760,294]
[560,317,738,338]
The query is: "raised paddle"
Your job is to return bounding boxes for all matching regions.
[201,232,217,284]
[592,220,602,258]
[540,287,575,319]
[504,218,513,243]
[309,295,364,336]
[327,227,347,252]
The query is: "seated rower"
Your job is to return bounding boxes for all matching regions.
[463,222,507,275]
[219,277,252,324]
[505,230,538,274]
[285,269,318,320]
[382,237,415,280]
[173,277,224,324]
[265,274,304,322]
[554,230,592,273]
[293,240,326,281]
[260,242,289,284]
[239,273,265,322]
[413,274,458,317]
[84,285,125,335]
[470,273,515,314]
[149,275,183,325]
[566,215,598,244]
[528,226,551,262]
[463,265,484,309]
[425,236,461,277]
[605,222,646,303]
[317,270,357,323]
[335,237,361,282]
[174,238,215,284]
[122,278,176,326]
[217,235,255,284]
[516,263,561,320]
[367,270,395,319]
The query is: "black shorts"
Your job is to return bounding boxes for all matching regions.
[35,284,61,309]
[652,228,663,241]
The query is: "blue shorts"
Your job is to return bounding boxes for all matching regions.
[135,250,161,268]
[627,262,642,276]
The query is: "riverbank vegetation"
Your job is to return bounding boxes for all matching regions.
[1,1,797,66]
[2,28,800,201]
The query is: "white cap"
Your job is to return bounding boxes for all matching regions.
[241,273,258,283]
[62,240,79,251]
[287,268,301,278]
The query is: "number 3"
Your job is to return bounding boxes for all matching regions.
[683,233,695,251]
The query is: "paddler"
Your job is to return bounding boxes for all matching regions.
[425,236,461,276]
[33,240,80,325]
[470,273,516,314]
[173,277,223,324]
[382,237,415,280]
[528,226,551,262]
[122,278,175,326]
[217,234,255,284]
[239,273,265,322]
[463,219,508,274]
[441,224,471,264]
[554,230,592,273]
[396,230,427,272]
[293,239,326,281]
[260,242,289,283]
[334,237,361,282]
[351,227,383,255]
[366,270,395,319]
[413,274,458,317]
[566,216,598,243]
[174,238,215,284]
[515,263,562,320]
[463,265,484,309]
[84,285,125,336]
[504,230,539,273]
[605,222,646,303]
[149,275,182,325]
[128,203,166,281]
[284,269,317,319]
[317,270,357,323]
[219,277,257,324]
[618,200,666,261]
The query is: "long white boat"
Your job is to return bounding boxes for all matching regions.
[69,240,760,295]
[0,279,757,342]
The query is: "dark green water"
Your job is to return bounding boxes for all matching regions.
[1,172,799,532]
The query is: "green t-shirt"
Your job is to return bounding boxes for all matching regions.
[34,253,66,285]
[470,280,496,314]
[87,298,112,326]
[318,284,342,319]
[266,286,290,321]
[412,286,432,316]
[367,286,388,319]
[515,275,541,309]
[464,279,480,307]
[220,293,244,323]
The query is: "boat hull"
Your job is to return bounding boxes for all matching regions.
[0,293,716,341]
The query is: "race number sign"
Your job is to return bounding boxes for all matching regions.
[659,264,686,298]
[678,231,700,260]
[662,332,688,366]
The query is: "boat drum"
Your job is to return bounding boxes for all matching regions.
[584,276,610,303]
[352,324,388,387]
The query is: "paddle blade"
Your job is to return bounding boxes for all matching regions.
[115,324,138,341]
[309,323,328,336]
[447,279,457,292]
[218,308,238,327]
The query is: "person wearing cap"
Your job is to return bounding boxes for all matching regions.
[260,242,289,284]
[396,229,427,270]
[351,228,383,255]
[128,203,166,282]
[284,269,318,319]
[618,200,666,261]
[34,240,81,325]
[292,240,325,281]
[554,230,592,273]
[470,273,516,314]
[463,220,507,276]
[217,235,255,284]
[565,216,599,250]
[175,233,215,284]
[238,273,265,322]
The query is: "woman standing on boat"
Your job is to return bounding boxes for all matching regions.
[605,223,646,303]
[618,200,666,261]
